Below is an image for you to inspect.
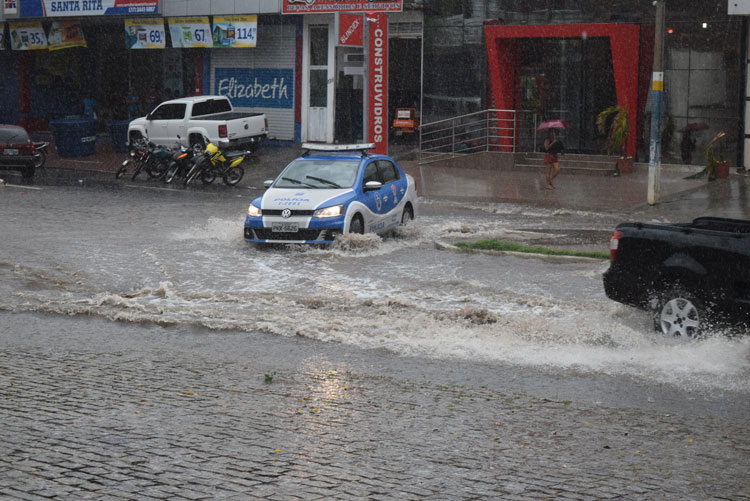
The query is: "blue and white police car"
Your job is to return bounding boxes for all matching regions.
[244,143,418,244]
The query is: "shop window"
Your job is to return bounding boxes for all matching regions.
[310,26,328,66]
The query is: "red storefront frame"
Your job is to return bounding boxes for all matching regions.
[484,23,640,156]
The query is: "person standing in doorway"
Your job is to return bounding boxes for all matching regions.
[543,129,564,189]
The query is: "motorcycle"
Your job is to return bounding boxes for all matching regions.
[163,142,197,184]
[32,141,48,169]
[125,141,173,181]
[184,138,249,187]
[116,137,149,180]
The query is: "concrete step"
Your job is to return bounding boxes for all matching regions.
[515,152,617,163]
[514,163,617,176]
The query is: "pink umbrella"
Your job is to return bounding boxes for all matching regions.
[537,120,571,131]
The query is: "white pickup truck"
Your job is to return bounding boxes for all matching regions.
[127,95,268,152]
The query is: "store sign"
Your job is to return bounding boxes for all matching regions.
[215,68,293,109]
[168,17,211,48]
[125,18,165,49]
[48,20,87,51]
[283,0,402,14]
[212,16,257,48]
[338,13,363,46]
[9,21,48,50]
[20,0,158,17]
[4,1,18,15]
[367,13,387,155]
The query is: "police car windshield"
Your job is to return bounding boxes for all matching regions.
[275,159,359,189]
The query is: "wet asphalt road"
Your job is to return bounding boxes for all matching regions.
[1,173,749,499]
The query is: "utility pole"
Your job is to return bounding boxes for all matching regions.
[648,1,665,205]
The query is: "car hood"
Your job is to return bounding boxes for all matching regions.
[257,188,354,211]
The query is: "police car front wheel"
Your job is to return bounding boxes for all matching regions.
[350,215,364,234]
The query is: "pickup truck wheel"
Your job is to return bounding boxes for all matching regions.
[190,137,205,154]
[654,289,704,338]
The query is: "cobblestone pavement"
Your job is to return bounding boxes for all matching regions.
[1,313,749,500]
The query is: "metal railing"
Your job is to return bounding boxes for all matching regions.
[419,109,517,164]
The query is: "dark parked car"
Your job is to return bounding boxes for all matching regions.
[0,125,35,179]
[603,217,750,337]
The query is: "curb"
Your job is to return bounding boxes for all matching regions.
[434,240,608,263]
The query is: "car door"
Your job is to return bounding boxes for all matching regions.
[167,103,187,144]
[147,103,183,146]
[376,159,408,228]
[359,160,388,232]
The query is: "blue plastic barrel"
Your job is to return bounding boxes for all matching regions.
[50,118,97,157]
[108,120,132,153]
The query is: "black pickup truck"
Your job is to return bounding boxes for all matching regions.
[603,217,750,337]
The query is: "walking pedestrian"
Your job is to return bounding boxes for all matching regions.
[544,129,564,189]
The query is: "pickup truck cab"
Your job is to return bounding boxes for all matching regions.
[603,217,750,337]
[127,95,267,152]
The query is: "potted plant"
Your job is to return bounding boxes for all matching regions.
[596,105,632,174]
[690,132,729,181]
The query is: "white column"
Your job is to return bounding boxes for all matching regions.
[744,20,750,171]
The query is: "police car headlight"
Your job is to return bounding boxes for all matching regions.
[247,204,262,217]
[313,204,344,218]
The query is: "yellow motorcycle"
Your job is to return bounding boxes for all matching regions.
[184,138,250,187]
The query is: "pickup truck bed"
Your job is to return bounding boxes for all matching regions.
[603,217,750,337]
[195,111,265,121]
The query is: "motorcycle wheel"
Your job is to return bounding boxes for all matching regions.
[223,166,244,186]
[201,168,217,185]
[131,159,144,181]
[116,160,130,179]
[33,150,46,169]
[146,158,166,179]
[184,162,202,186]
[164,163,178,184]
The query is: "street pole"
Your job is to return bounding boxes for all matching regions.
[648,1,665,205]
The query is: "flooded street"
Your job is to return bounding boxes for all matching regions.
[3,179,750,499]
[2,181,749,397]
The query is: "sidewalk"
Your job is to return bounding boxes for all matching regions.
[39,136,750,221]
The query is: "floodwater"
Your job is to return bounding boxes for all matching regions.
[1,183,748,395]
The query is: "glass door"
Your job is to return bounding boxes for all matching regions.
[308,25,329,142]
[519,37,616,153]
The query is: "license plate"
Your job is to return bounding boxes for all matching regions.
[3,149,18,155]
[272,222,298,233]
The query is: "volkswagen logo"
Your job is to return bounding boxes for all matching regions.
[281,208,292,218]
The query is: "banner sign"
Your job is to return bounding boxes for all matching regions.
[337,13,363,46]
[20,0,158,17]
[125,18,165,49]
[48,20,87,51]
[168,17,211,48]
[283,0,402,14]
[367,13,387,155]
[10,21,48,50]
[4,1,17,15]
[215,68,293,109]
[212,16,257,48]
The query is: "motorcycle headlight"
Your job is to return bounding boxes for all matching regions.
[247,204,262,217]
[313,204,344,218]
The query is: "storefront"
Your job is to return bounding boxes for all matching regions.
[423,0,746,165]
[1,0,422,150]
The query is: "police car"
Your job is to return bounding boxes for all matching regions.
[244,143,418,244]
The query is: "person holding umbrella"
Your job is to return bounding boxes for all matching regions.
[539,120,568,189]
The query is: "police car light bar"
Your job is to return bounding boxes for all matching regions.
[302,143,376,152]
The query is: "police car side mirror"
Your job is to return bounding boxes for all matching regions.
[264,180,273,189]
[364,181,382,191]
